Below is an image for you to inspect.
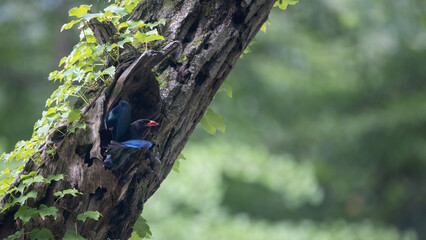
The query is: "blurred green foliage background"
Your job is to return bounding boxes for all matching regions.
[1,0,426,239]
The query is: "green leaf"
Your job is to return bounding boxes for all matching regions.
[121,0,139,13]
[21,171,37,180]
[35,123,50,136]
[63,231,87,240]
[61,109,81,123]
[45,174,64,183]
[68,123,86,133]
[64,188,81,196]
[105,43,117,52]
[30,228,54,240]
[117,37,132,48]
[104,6,128,17]
[69,5,91,18]
[13,190,38,205]
[77,211,102,222]
[218,82,232,98]
[133,215,152,239]
[172,153,186,173]
[67,109,82,123]
[0,168,10,177]
[44,108,57,117]
[63,66,79,78]
[86,35,97,43]
[127,20,146,29]
[118,22,128,30]
[274,0,299,10]
[38,204,58,220]
[144,34,165,42]
[22,175,45,186]
[200,108,226,135]
[4,229,24,240]
[0,176,14,199]
[146,21,160,29]
[54,188,81,198]
[260,19,271,33]
[14,206,39,224]
[101,66,116,76]
[200,115,216,135]
[134,31,148,43]
[46,149,55,156]
[80,13,104,21]
[61,20,80,32]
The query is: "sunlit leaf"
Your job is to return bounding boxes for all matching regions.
[144,34,165,42]
[69,5,91,18]
[61,20,80,32]
[44,108,57,117]
[173,153,186,173]
[274,0,299,10]
[118,22,128,30]
[0,168,10,177]
[121,0,139,13]
[261,19,271,33]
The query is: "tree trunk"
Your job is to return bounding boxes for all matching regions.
[0,0,275,239]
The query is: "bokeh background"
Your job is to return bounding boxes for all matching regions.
[1,0,426,239]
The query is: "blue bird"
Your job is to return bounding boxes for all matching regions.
[103,101,159,170]
[105,101,159,142]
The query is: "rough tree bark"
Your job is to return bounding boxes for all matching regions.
[0,0,275,239]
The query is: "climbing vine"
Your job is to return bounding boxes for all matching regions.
[1,0,165,238]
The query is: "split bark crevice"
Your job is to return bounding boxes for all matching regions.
[0,0,276,239]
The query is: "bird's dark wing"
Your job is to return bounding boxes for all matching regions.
[105,101,132,142]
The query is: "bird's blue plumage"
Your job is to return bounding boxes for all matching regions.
[121,140,153,148]
[105,100,131,142]
[103,101,158,170]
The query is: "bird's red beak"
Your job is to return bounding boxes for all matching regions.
[147,120,159,127]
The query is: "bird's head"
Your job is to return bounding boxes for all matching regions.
[140,119,159,127]
[129,119,159,139]
[131,119,159,130]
